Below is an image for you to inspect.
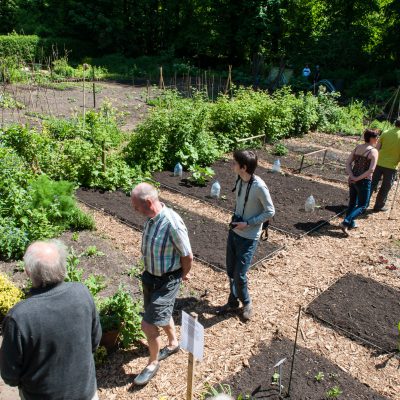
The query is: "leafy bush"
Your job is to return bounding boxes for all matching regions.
[272,143,289,156]
[125,90,221,171]
[126,87,368,172]
[0,273,24,317]
[315,88,364,135]
[0,218,29,260]
[97,286,144,348]
[0,146,94,260]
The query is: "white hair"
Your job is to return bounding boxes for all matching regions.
[131,182,159,202]
[24,240,67,288]
[207,395,234,400]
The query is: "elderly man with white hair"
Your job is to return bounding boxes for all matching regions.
[131,183,193,386]
[0,240,102,400]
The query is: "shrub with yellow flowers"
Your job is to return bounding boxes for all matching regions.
[0,273,24,317]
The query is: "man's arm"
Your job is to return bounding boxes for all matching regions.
[180,254,193,281]
[169,214,193,280]
[0,317,23,387]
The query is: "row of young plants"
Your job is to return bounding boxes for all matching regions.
[0,101,151,259]
[125,86,368,173]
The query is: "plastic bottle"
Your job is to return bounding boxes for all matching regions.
[305,195,316,212]
[272,159,281,173]
[210,181,221,198]
[173,162,183,177]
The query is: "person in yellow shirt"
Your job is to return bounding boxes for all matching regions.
[371,118,400,211]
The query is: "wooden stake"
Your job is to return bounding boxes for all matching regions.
[159,66,165,90]
[225,65,232,95]
[146,80,150,103]
[92,66,96,108]
[186,313,198,400]
[287,306,302,397]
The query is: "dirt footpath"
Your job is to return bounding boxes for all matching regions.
[86,187,400,400]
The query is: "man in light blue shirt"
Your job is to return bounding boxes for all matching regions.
[220,150,275,320]
[131,183,193,385]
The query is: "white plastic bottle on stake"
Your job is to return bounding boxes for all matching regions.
[305,195,316,212]
[173,162,183,177]
[210,181,221,198]
[272,159,281,173]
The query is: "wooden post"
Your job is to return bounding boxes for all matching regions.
[186,313,198,400]
[146,80,150,103]
[299,154,305,173]
[322,149,328,165]
[92,66,96,109]
[159,66,165,90]
[225,65,232,95]
[211,74,215,101]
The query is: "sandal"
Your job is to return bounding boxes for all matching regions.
[158,345,180,361]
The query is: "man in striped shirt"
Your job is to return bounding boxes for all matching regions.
[131,183,193,386]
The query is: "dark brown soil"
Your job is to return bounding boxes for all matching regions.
[76,188,281,270]
[0,230,141,298]
[255,147,348,183]
[226,336,388,399]
[306,274,400,352]
[153,160,348,237]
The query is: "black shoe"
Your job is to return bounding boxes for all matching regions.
[373,207,389,212]
[216,302,240,315]
[243,302,253,321]
[133,363,160,386]
[158,345,180,361]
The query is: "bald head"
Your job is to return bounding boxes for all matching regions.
[131,183,159,202]
[131,183,162,218]
[24,240,67,288]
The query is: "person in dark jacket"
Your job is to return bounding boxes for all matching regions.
[0,240,102,400]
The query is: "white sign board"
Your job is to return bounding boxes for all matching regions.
[180,311,204,361]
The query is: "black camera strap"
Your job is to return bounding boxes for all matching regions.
[232,175,254,217]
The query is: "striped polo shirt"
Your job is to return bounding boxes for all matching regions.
[141,205,192,276]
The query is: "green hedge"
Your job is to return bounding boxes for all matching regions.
[0,33,40,60]
[0,34,96,63]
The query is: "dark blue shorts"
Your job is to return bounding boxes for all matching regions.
[141,269,182,326]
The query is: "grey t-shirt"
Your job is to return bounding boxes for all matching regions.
[233,175,275,240]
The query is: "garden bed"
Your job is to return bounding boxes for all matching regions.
[306,273,400,353]
[153,160,348,237]
[227,336,388,399]
[255,148,348,183]
[76,189,281,270]
[0,230,141,298]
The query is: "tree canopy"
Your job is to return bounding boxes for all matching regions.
[0,0,398,77]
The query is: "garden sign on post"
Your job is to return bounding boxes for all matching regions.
[180,311,204,400]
